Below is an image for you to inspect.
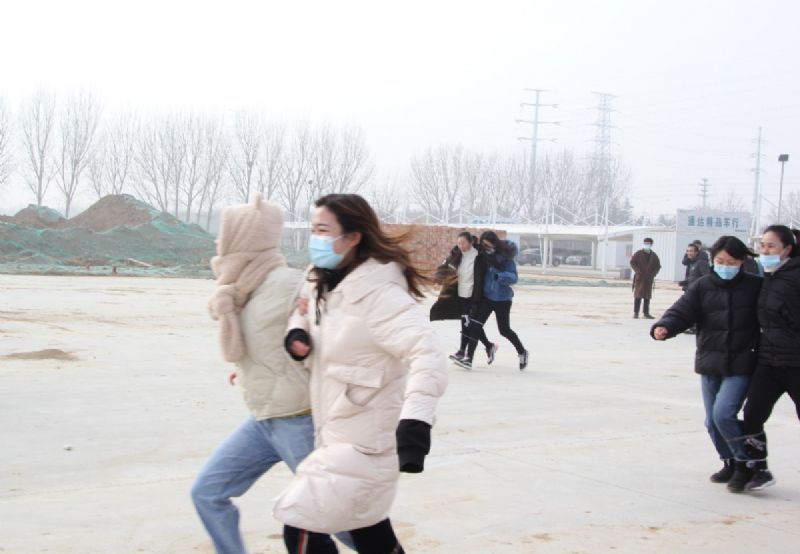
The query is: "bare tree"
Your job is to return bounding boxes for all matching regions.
[134,115,171,212]
[713,188,748,213]
[181,113,205,222]
[89,112,138,199]
[279,123,313,221]
[365,173,402,222]
[55,91,102,217]
[164,114,188,217]
[328,126,373,194]
[0,98,12,189]
[256,121,285,201]
[19,90,57,207]
[410,145,465,223]
[229,111,262,202]
[195,116,230,230]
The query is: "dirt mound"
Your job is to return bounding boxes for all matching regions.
[60,194,176,232]
[7,205,65,228]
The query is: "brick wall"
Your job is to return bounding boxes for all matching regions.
[385,224,507,275]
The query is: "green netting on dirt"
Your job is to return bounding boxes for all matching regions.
[0,195,215,272]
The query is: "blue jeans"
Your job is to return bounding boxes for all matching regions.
[700,374,751,461]
[191,415,353,553]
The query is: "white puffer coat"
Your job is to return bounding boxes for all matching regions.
[273,259,448,533]
[237,265,311,419]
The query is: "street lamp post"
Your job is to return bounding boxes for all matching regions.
[777,154,790,222]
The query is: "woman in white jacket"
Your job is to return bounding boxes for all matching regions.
[277,194,448,554]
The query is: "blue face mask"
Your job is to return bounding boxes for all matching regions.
[308,234,347,269]
[713,264,740,280]
[759,254,782,273]
[643,244,652,252]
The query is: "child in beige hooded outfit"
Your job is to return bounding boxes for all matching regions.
[192,194,350,554]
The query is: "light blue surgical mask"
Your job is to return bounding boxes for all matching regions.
[308,234,347,269]
[759,254,782,273]
[713,264,740,280]
[643,244,652,252]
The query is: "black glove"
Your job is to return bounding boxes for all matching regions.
[395,419,431,473]
[284,328,312,361]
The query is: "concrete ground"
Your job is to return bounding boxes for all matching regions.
[0,274,798,554]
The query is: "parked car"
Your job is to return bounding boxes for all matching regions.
[565,254,590,266]
[517,248,562,266]
[517,248,541,266]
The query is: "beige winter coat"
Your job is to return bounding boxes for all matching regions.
[273,259,448,533]
[236,265,311,420]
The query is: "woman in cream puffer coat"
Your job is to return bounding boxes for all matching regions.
[275,194,448,554]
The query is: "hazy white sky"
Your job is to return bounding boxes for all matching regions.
[1,0,798,218]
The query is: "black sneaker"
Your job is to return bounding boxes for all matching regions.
[745,469,775,491]
[643,313,655,319]
[633,313,639,319]
[709,459,734,483]
[454,358,472,370]
[519,350,529,371]
[448,351,465,363]
[486,343,499,365]
[727,462,753,493]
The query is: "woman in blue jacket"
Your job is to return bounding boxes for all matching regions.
[457,231,529,371]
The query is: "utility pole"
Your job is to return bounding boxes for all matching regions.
[592,92,616,276]
[516,89,558,224]
[751,127,764,238]
[699,178,711,207]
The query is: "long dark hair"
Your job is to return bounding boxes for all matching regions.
[763,224,799,258]
[311,194,431,298]
[710,236,755,261]
[479,230,513,259]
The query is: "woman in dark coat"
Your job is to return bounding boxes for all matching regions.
[651,236,762,486]
[430,231,497,364]
[736,225,800,492]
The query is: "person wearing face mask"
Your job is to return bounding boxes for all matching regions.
[429,231,498,365]
[651,236,762,486]
[734,225,800,493]
[277,194,448,554]
[630,238,661,319]
[458,231,529,371]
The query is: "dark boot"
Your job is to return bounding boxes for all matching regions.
[633,298,641,318]
[643,299,654,319]
[727,461,753,493]
[745,467,776,491]
[709,458,735,483]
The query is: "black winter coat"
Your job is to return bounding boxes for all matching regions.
[429,247,487,321]
[679,255,710,290]
[651,270,762,377]
[757,256,800,368]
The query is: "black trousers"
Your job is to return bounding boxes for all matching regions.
[633,298,651,315]
[284,519,404,554]
[458,297,490,353]
[466,299,525,359]
[743,363,800,435]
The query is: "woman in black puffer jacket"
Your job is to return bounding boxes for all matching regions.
[651,236,762,487]
[736,225,800,493]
